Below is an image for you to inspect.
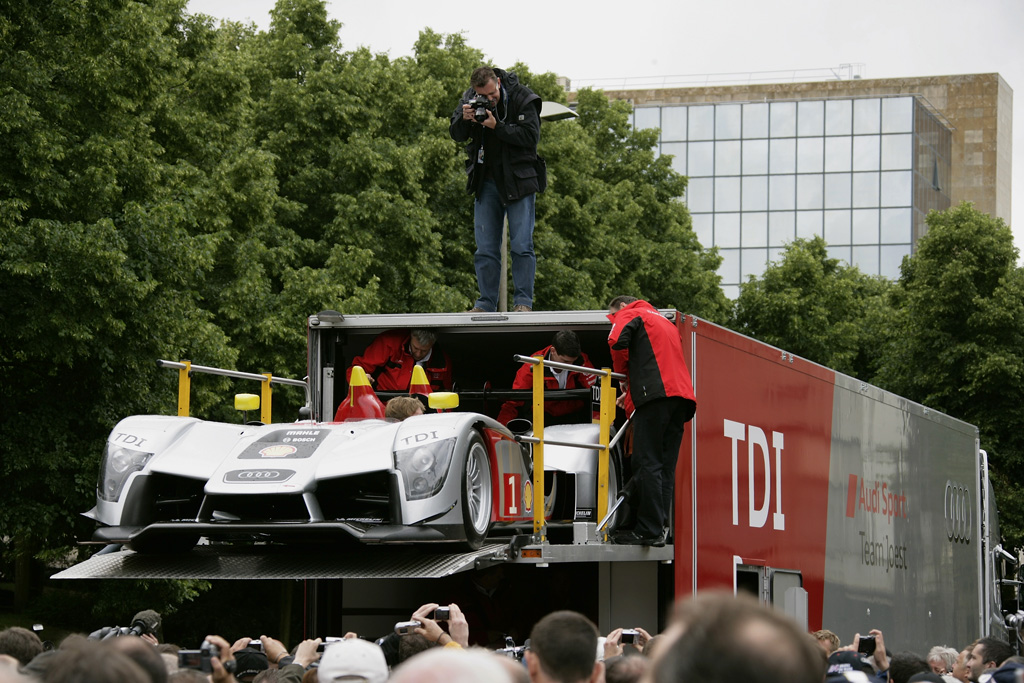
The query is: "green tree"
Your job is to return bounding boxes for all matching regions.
[875,202,1024,547]
[0,0,235,606]
[729,237,894,379]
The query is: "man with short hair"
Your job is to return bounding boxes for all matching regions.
[390,647,512,683]
[950,645,974,682]
[889,652,931,683]
[650,591,824,683]
[451,66,544,314]
[607,296,696,546]
[966,637,1014,682]
[526,611,603,683]
[103,636,168,683]
[814,629,841,655]
[345,329,452,393]
[497,330,596,425]
[385,396,425,421]
[0,627,43,667]
[928,646,959,675]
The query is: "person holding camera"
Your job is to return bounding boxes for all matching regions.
[450,66,545,314]
[409,602,470,649]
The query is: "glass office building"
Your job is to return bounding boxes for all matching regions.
[633,96,952,298]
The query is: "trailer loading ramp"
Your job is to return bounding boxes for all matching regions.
[52,541,672,580]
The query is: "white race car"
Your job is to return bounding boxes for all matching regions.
[85,311,624,553]
[85,387,620,553]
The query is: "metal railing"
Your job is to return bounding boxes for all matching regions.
[512,355,626,541]
[157,360,309,425]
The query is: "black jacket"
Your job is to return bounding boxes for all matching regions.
[449,68,545,205]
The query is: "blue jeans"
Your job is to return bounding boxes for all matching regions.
[473,179,535,311]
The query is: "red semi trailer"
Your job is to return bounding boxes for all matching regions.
[67,309,1018,652]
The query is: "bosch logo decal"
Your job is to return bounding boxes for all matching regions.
[224,469,295,483]
[944,480,972,544]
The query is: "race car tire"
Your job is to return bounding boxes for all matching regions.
[460,433,493,550]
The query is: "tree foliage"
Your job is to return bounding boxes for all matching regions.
[0,0,724,616]
[730,237,894,379]
[875,203,1024,547]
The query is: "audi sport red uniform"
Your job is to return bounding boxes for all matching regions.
[496,346,596,425]
[344,330,453,393]
[607,299,696,543]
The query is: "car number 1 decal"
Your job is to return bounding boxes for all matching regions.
[505,474,519,516]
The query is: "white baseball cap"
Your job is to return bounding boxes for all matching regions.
[317,639,388,683]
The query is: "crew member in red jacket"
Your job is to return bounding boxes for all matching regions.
[345,329,453,393]
[607,296,696,546]
[496,331,596,426]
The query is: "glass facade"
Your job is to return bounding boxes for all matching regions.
[633,96,952,298]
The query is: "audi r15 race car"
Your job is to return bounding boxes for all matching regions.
[84,311,624,553]
[85,404,620,552]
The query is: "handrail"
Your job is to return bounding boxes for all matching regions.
[157,359,309,424]
[513,354,623,541]
[512,355,626,381]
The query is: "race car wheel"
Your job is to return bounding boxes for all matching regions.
[461,433,492,549]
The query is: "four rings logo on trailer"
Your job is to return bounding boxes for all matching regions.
[944,480,972,545]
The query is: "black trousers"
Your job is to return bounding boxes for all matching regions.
[630,397,690,538]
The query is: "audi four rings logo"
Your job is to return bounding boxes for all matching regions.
[944,480,972,544]
[224,469,295,483]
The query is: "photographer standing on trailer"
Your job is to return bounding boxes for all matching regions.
[607,296,697,547]
[450,66,545,313]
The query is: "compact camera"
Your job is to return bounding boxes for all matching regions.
[857,634,876,656]
[495,636,529,661]
[394,621,422,636]
[316,637,345,652]
[466,95,494,123]
[621,629,640,645]
[178,641,235,674]
[433,607,451,620]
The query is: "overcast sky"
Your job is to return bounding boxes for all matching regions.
[186,0,1023,256]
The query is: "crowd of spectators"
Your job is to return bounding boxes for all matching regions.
[0,591,1021,683]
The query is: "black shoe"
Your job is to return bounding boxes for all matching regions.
[650,528,668,548]
[612,530,661,546]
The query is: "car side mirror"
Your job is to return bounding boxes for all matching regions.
[428,392,459,411]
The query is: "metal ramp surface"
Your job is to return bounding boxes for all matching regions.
[52,543,510,581]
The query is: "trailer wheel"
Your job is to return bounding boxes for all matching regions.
[461,433,492,549]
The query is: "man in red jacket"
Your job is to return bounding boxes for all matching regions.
[346,329,453,392]
[496,330,596,425]
[607,296,696,546]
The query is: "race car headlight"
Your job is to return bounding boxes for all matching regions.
[394,438,456,501]
[97,443,153,502]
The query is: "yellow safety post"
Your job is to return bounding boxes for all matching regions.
[596,371,616,534]
[177,361,192,417]
[261,373,273,424]
[532,358,545,539]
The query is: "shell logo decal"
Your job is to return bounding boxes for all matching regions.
[259,444,298,458]
[523,480,533,513]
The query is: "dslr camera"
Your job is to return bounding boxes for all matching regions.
[87,610,162,641]
[465,95,494,123]
[178,640,235,674]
